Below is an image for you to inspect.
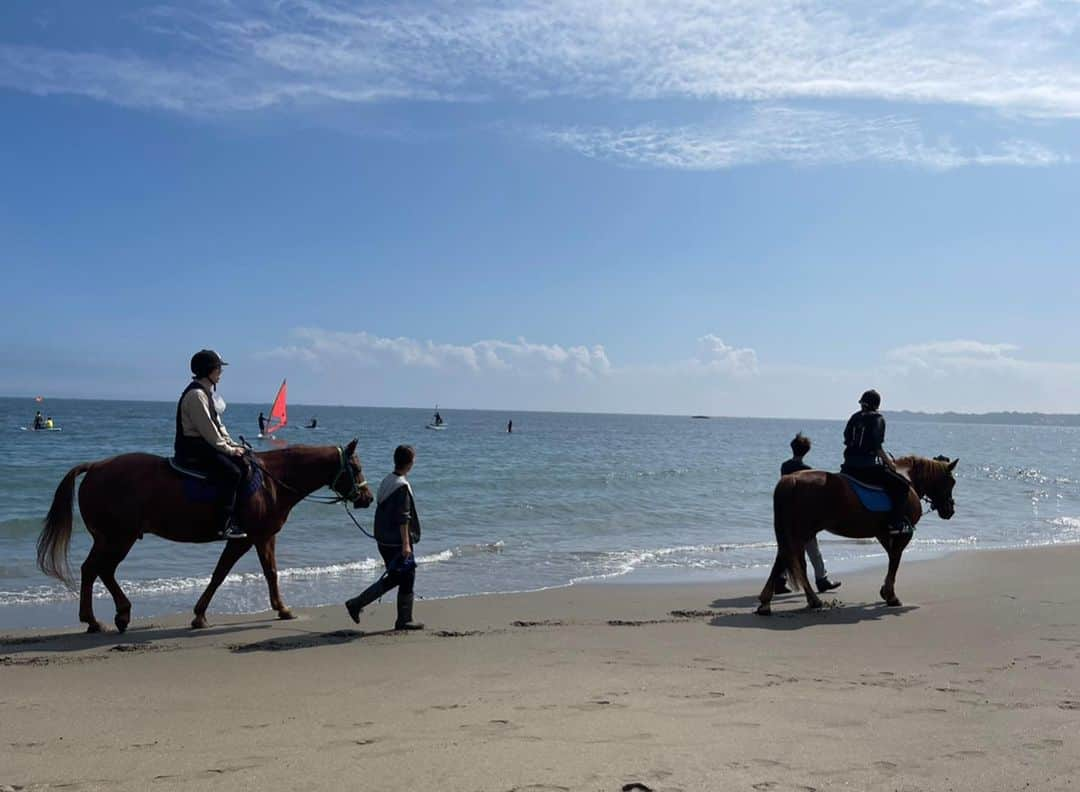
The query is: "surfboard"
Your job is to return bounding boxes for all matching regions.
[425,423,446,431]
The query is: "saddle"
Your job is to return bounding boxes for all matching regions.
[837,473,892,513]
[167,456,263,504]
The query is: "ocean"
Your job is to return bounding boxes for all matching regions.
[2,397,1079,630]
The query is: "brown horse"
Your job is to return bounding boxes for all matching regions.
[756,455,958,615]
[37,440,374,633]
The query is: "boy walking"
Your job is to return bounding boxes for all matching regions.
[345,445,424,630]
[776,433,841,594]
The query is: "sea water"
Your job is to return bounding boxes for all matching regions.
[2,397,1078,629]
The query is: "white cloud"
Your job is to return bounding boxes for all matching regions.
[886,340,1024,374]
[267,328,612,380]
[3,0,1080,117]
[540,107,1071,170]
[695,334,759,375]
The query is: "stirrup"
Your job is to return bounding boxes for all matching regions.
[218,522,248,540]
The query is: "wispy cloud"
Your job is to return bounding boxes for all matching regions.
[540,107,1071,170]
[267,328,612,380]
[3,0,1080,117]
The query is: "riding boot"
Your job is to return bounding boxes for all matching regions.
[345,576,389,623]
[394,592,424,631]
[219,490,247,540]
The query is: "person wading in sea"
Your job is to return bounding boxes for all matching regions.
[774,433,841,594]
[174,349,249,540]
[345,445,425,631]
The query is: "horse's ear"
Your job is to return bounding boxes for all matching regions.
[346,438,358,455]
[948,458,958,471]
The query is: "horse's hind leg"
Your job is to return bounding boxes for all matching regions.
[97,537,136,633]
[790,537,822,609]
[79,543,106,633]
[756,551,786,616]
[192,538,253,629]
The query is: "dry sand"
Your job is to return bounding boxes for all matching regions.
[2,546,1079,791]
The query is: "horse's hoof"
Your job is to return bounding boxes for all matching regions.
[191,615,209,629]
[85,621,103,634]
[277,608,296,621]
[115,608,131,634]
[886,597,903,607]
[879,586,889,601]
[755,605,772,616]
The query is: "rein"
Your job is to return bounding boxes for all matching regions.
[249,446,367,506]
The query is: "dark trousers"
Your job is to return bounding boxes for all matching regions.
[349,544,417,626]
[842,464,911,521]
[179,448,244,522]
[378,544,416,601]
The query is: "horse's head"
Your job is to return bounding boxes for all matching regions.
[331,439,374,509]
[924,455,958,519]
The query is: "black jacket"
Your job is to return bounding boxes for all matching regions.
[373,483,422,548]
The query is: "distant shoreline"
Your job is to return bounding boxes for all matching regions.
[3,396,1079,426]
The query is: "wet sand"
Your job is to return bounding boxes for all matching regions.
[2,546,1079,791]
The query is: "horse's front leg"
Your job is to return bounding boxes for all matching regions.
[878,532,911,606]
[192,538,253,628]
[255,534,294,620]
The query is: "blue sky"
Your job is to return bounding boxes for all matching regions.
[2,0,1079,417]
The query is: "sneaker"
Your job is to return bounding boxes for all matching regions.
[816,578,842,593]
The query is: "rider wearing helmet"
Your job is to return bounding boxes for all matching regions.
[175,350,248,540]
[841,389,912,534]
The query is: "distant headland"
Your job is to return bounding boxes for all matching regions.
[885,410,1080,427]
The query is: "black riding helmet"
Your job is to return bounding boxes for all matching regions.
[859,389,881,410]
[191,349,228,379]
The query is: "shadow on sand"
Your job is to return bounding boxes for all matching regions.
[0,619,274,657]
[228,627,399,653]
[707,594,918,631]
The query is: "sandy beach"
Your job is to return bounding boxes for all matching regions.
[2,545,1078,791]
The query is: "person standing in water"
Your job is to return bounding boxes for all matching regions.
[345,445,424,631]
[507,419,513,433]
[32,411,44,430]
[258,411,267,435]
[774,433,841,594]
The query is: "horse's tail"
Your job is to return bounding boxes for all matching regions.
[37,462,94,587]
[773,476,804,592]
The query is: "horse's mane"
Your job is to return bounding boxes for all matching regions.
[894,455,948,488]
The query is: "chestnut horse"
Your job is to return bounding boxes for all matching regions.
[37,440,374,633]
[757,455,958,615]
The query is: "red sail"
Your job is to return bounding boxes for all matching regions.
[267,379,288,434]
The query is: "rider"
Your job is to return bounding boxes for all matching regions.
[841,389,912,535]
[175,349,248,540]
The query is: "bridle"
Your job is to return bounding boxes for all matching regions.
[247,445,367,506]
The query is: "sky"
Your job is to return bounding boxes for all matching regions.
[1,0,1079,418]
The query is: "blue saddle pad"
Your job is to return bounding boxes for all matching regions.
[837,473,892,512]
[169,458,263,505]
